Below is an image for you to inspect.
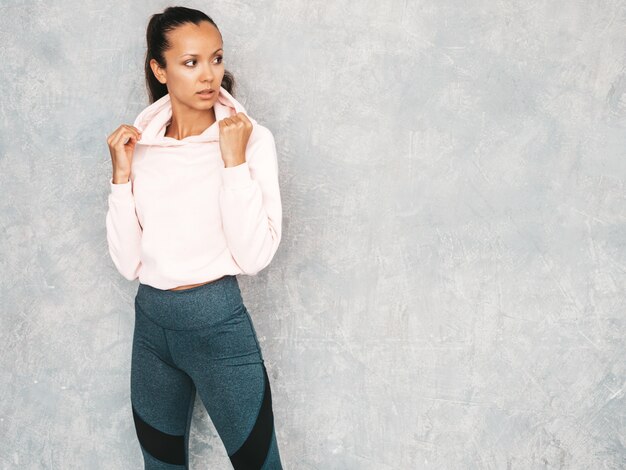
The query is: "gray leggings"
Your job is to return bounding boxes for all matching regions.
[131,274,283,469]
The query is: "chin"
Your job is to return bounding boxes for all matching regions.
[196,98,216,106]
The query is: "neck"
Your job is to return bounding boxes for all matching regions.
[165,97,217,140]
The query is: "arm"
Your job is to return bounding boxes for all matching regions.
[218,125,283,275]
[105,178,142,280]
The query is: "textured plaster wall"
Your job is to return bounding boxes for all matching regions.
[1,0,625,469]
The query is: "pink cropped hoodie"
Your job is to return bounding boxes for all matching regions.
[105,86,282,290]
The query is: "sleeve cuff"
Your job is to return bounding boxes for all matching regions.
[222,161,253,189]
[109,177,134,203]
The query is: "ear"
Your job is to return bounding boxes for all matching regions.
[149,58,167,85]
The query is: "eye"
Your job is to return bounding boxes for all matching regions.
[184,56,223,67]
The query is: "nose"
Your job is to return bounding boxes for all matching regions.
[200,62,214,82]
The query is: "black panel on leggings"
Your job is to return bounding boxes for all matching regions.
[132,405,186,466]
[229,366,275,469]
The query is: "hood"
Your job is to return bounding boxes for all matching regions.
[132,85,258,147]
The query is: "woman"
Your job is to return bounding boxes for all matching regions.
[105,6,284,469]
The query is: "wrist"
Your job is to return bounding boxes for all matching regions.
[222,153,246,168]
[112,173,130,184]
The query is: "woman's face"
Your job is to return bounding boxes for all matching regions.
[151,21,225,108]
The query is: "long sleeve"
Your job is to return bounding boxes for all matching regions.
[218,125,283,275]
[105,177,143,280]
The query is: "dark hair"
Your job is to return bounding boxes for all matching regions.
[144,6,235,103]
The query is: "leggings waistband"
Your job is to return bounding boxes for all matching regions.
[135,275,243,331]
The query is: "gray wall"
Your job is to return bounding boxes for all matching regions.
[1,1,624,468]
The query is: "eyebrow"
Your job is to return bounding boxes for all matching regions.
[179,48,223,58]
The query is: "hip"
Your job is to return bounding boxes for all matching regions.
[135,274,244,330]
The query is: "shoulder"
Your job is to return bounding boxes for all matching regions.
[247,122,277,156]
[245,123,278,171]
[249,122,275,145]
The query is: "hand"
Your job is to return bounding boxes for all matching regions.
[107,125,142,183]
[218,112,253,167]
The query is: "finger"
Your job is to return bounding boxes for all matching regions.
[235,112,250,123]
[123,134,137,146]
[110,126,137,146]
[112,129,136,148]
[113,132,131,148]
[108,125,127,145]
[123,124,142,141]
[227,115,246,127]
[110,129,126,148]
[235,113,253,129]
